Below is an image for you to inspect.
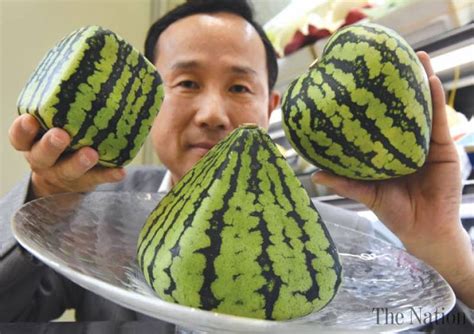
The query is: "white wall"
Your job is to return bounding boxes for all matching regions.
[0,0,152,196]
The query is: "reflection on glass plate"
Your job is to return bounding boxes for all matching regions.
[12,192,454,333]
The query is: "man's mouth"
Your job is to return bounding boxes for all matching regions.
[189,142,216,156]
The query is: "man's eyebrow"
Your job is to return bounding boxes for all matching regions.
[170,61,257,77]
[230,65,257,76]
[171,60,200,70]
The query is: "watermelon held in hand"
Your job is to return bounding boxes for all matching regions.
[17,26,164,167]
[137,125,342,320]
[281,23,432,180]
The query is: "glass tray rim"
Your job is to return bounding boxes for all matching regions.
[11,191,456,333]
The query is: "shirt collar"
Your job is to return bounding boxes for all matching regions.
[158,170,173,193]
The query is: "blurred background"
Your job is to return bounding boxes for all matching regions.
[1,0,473,198]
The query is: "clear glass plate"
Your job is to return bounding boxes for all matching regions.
[11,191,455,333]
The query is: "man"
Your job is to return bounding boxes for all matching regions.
[1,0,472,329]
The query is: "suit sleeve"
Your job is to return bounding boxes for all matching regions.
[0,175,83,321]
[0,167,166,321]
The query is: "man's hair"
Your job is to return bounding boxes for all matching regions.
[144,0,278,92]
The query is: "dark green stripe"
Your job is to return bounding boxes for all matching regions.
[112,80,162,166]
[87,41,143,155]
[193,135,244,310]
[260,137,321,303]
[33,26,92,118]
[51,28,106,127]
[247,137,282,319]
[68,32,130,147]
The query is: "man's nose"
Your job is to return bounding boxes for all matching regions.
[194,92,231,130]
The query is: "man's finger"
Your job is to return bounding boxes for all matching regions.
[52,147,100,182]
[26,128,71,170]
[417,51,434,78]
[429,75,451,144]
[85,166,126,187]
[312,170,377,209]
[8,114,40,151]
[52,147,125,185]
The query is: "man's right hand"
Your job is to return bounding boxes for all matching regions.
[9,114,126,200]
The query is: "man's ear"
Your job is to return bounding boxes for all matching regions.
[267,90,281,118]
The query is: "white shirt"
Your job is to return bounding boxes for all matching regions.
[158,171,173,193]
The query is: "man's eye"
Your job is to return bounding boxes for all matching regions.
[229,85,250,93]
[178,80,199,89]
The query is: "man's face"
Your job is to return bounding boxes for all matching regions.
[150,12,279,184]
